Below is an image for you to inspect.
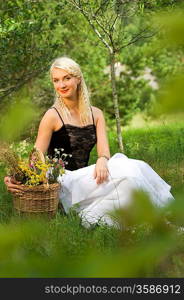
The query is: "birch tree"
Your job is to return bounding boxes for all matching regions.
[67,0,154,152]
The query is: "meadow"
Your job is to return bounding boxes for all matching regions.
[0,120,184,278]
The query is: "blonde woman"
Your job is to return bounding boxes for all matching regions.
[4,56,174,227]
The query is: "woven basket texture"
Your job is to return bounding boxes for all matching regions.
[13,182,60,217]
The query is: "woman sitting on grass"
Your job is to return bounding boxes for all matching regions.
[4,56,174,227]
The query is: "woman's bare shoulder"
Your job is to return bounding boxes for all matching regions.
[42,107,57,118]
[39,108,58,130]
[91,106,103,116]
[91,106,104,126]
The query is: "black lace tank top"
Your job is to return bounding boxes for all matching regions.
[47,107,97,171]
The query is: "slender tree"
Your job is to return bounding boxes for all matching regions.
[67,0,155,152]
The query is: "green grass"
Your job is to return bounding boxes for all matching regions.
[0,122,184,277]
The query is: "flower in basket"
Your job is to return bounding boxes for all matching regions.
[0,142,70,186]
[45,148,72,184]
[0,142,71,216]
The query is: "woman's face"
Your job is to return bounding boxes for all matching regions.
[51,67,80,100]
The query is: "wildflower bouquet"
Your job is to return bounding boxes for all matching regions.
[0,142,67,186]
[0,142,69,216]
[17,147,67,186]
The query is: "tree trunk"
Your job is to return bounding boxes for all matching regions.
[109,52,124,152]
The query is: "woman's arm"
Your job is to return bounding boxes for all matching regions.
[95,108,110,159]
[4,109,57,194]
[93,107,110,184]
[34,109,56,154]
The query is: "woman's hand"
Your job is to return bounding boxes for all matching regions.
[4,176,24,195]
[93,157,109,184]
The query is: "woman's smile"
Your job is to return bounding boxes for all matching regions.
[60,89,69,94]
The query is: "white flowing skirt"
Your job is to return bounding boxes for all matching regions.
[57,153,174,227]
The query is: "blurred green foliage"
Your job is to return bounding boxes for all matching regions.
[149,7,184,116]
[0,88,37,142]
[154,74,184,115]
[155,9,184,48]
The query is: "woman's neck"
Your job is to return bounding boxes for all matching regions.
[63,102,79,114]
[61,96,79,112]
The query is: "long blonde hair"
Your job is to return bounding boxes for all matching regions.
[50,56,91,125]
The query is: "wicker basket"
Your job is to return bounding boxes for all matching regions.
[13,182,60,217]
